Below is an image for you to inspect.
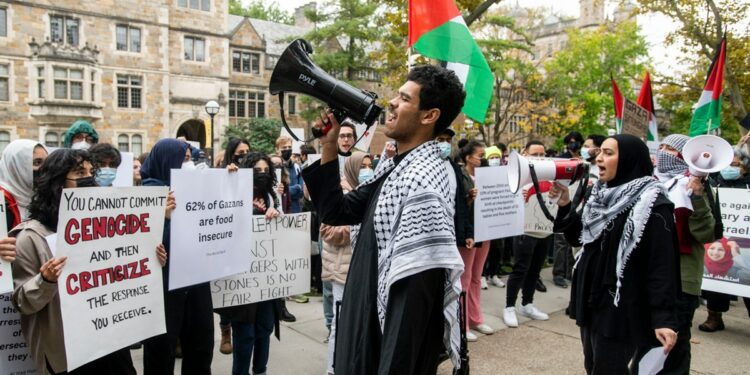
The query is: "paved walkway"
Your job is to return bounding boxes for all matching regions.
[133,268,750,374]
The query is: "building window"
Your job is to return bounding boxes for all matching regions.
[0,64,8,102]
[90,71,96,102]
[37,67,45,99]
[178,0,210,11]
[116,25,141,52]
[50,15,79,46]
[356,70,367,80]
[44,131,61,147]
[118,134,129,150]
[53,67,83,100]
[0,131,10,153]
[266,55,278,70]
[288,95,296,115]
[1,8,7,37]
[117,74,142,109]
[229,90,265,119]
[118,134,144,154]
[509,115,519,133]
[184,36,205,61]
[233,51,260,74]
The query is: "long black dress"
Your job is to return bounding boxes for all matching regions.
[303,157,446,375]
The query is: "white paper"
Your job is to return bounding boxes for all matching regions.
[638,347,667,375]
[212,213,311,308]
[665,176,692,210]
[169,169,254,290]
[353,122,376,152]
[0,294,37,375]
[473,167,524,242]
[0,195,11,294]
[55,186,168,370]
[306,154,321,165]
[45,233,57,256]
[113,152,134,187]
[522,181,559,237]
[280,127,305,141]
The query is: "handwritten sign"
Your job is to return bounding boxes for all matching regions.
[621,98,649,139]
[56,187,168,370]
[702,188,750,298]
[211,213,311,308]
[169,169,254,290]
[0,195,10,294]
[0,294,36,375]
[522,181,559,237]
[474,167,524,242]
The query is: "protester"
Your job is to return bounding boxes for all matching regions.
[89,143,122,187]
[214,152,281,375]
[504,141,553,328]
[223,138,251,168]
[457,140,494,340]
[559,131,584,159]
[338,122,357,154]
[701,143,750,332]
[133,156,143,186]
[654,134,716,373]
[0,140,48,226]
[550,134,678,374]
[481,145,506,288]
[62,119,99,149]
[140,139,214,374]
[11,149,164,374]
[275,136,304,214]
[303,65,466,373]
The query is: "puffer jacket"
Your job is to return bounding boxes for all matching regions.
[320,224,352,284]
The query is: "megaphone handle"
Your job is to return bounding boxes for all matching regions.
[564,163,591,221]
[529,164,557,222]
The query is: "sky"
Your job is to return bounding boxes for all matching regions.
[244,0,686,76]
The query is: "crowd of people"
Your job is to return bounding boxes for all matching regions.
[0,64,749,375]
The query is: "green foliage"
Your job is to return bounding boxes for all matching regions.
[222,118,282,155]
[228,0,293,25]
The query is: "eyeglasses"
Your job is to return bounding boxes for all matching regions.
[339,134,355,140]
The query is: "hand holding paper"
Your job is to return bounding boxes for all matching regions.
[654,328,677,354]
[0,237,16,262]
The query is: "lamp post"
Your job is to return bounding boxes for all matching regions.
[204,100,220,165]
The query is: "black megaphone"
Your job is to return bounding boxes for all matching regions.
[270,39,383,144]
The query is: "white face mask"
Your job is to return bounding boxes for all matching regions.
[182,160,196,170]
[488,158,501,167]
[71,141,91,150]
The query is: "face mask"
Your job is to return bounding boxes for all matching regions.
[580,147,590,160]
[71,141,91,150]
[568,142,581,152]
[232,154,246,166]
[95,167,117,187]
[358,168,374,184]
[437,142,452,160]
[720,166,741,181]
[75,176,97,188]
[488,158,501,167]
[254,172,273,191]
[281,149,292,161]
[182,161,196,170]
[656,150,687,176]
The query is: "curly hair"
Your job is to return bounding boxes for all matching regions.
[407,65,466,136]
[28,149,93,230]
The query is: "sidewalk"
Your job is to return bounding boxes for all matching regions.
[132,268,750,374]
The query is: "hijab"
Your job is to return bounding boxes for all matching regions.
[140,139,188,186]
[343,152,367,190]
[0,140,45,220]
[704,238,734,276]
[607,134,654,187]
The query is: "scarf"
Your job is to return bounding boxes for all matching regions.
[655,134,689,179]
[0,140,45,220]
[353,141,464,369]
[704,238,734,276]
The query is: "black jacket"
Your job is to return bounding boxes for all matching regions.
[449,160,473,247]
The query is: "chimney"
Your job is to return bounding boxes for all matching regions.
[294,2,316,29]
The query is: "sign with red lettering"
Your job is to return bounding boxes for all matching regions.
[0,195,11,294]
[56,186,168,370]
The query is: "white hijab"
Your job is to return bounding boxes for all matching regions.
[0,140,45,220]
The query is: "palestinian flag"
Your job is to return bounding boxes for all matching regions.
[408,0,493,123]
[636,71,659,142]
[611,75,624,133]
[689,37,726,136]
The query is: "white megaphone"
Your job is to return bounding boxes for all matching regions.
[507,151,586,194]
[682,135,734,177]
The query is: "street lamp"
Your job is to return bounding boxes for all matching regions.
[205,100,220,165]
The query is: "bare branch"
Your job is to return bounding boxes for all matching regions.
[464,0,503,27]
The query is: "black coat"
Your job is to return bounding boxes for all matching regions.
[449,160,473,247]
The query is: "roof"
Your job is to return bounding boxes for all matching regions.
[248,18,312,56]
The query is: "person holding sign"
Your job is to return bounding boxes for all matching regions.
[0,140,48,226]
[140,139,214,375]
[549,135,679,374]
[303,65,465,374]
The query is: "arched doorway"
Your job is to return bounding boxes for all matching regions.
[177,119,207,148]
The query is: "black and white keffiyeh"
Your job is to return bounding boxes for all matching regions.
[352,141,464,369]
[580,176,667,306]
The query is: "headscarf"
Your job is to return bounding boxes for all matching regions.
[704,238,734,276]
[62,119,99,148]
[656,134,689,178]
[343,152,367,190]
[608,134,655,187]
[140,139,188,186]
[0,140,45,220]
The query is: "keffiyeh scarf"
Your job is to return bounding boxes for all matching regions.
[580,176,667,306]
[352,141,465,369]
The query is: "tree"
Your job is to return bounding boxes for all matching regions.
[540,21,649,136]
[222,118,282,155]
[228,0,293,24]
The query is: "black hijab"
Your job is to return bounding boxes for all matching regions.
[607,134,654,187]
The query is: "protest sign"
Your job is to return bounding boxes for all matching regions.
[212,213,311,308]
[55,186,167,370]
[522,181,560,237]
[0,195,11,294]
[473,167,524,242]
[0,294,36,375]
[169,169,254,290]
[701,188,750,298]
[112,152,134,187]
[621,98,649,139]
[353,122,376,152]
[280,127,305,141]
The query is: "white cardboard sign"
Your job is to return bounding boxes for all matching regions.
[55,187,168,370]
[169,169,254,290]
[112,152,134,187]
[211,213,311,308]
[473,166,524,242]
[0,294,37,375]
[0,195,11,294]
[522,182,559,237]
